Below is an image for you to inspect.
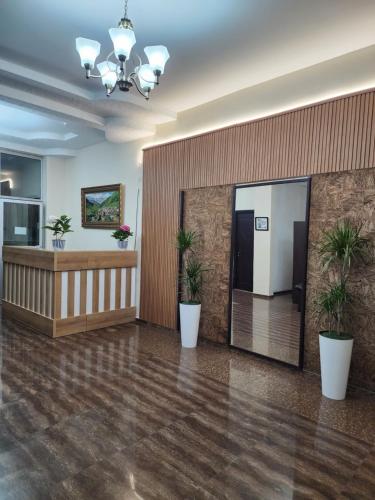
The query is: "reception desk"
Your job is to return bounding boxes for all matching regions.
[2,247,137,337]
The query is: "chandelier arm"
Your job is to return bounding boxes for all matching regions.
[135,52,142,67]
[132,54,157,84]
[106,50,116,63]
[141,76,158,84]
[130,76,149,99]
[87,73,103,79]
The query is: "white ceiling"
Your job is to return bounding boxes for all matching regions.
[1,0,375,154]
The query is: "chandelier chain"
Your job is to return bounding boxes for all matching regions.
[124,0,129,18]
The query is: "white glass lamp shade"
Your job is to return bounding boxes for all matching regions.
[75,37,101,68]
[109,27,136,60]
[144,45,169,74]
[97,61,118,88]
[137,64,156,91]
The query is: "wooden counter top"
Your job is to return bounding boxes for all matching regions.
[3,246,137,271]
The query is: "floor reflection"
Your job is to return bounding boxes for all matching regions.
[0,311,373,499]
[231,289,301,365]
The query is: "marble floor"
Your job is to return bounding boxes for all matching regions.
[0,312,374,499]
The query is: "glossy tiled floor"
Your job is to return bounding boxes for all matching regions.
[0,311,374,499]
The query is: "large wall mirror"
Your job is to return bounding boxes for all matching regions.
[230,178,310,367]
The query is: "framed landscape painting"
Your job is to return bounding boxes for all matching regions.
[81,184,123,228]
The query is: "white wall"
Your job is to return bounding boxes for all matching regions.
[270,183,308,293]
[44,140,143,314]
[235,186,273,296]
[60,140,143,252]
[44,156,69,248]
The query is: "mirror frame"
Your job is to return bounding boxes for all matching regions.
[228,177,312,369]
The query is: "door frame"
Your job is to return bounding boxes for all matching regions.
[233,209,254,292]
[0,198,44,301]
[227,176,312,370]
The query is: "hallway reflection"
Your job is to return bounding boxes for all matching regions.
[230,180,309,366]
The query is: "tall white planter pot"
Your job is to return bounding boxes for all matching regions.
[179,303,201,348]
[319,332,354,400]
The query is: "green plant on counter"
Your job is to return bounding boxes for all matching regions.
[111,224,133,241]
[44,215,73,239]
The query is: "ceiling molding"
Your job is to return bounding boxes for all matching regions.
[0,83,105,129]
[0,128,78,141]
[0,139,77,157]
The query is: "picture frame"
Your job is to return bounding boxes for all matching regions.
[255,216,269,231]
[81,184,123,229]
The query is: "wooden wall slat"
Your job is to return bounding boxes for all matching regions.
[40,269,46,316]
[3,263,7,301]
[80,270,87,315]
[115,268,121,310]
[104,269,111,312]
[46,271,52,318]
[92,270,99,313]
[67,271,75,318]
[34,268,40,314]
[125,268,131,308]
[141,88,375,329]
[54,272,62,320]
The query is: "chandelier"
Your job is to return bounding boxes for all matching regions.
[75,0,169,99]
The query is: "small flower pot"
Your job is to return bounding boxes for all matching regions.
[179,303,201,348]
[117,240,128,250]
[52,239,65,251]
[319,332,353,400]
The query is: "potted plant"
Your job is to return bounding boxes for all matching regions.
[177,229,207,348]
[316,220,369,400]
[112,224,133,249]
[44,215,73,251]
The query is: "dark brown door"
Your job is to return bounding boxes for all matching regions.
[234,210,254,291]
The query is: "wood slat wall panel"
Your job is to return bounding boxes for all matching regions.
[141,88,375,329]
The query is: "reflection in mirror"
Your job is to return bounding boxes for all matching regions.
[230,180,309,367]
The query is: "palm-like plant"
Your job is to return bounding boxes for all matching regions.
[319,220,368,280]
[177,228,206,304]
[176,229,197,254]
[181,258,205,304]
[316,220,369,337]
[316,282,351,337]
